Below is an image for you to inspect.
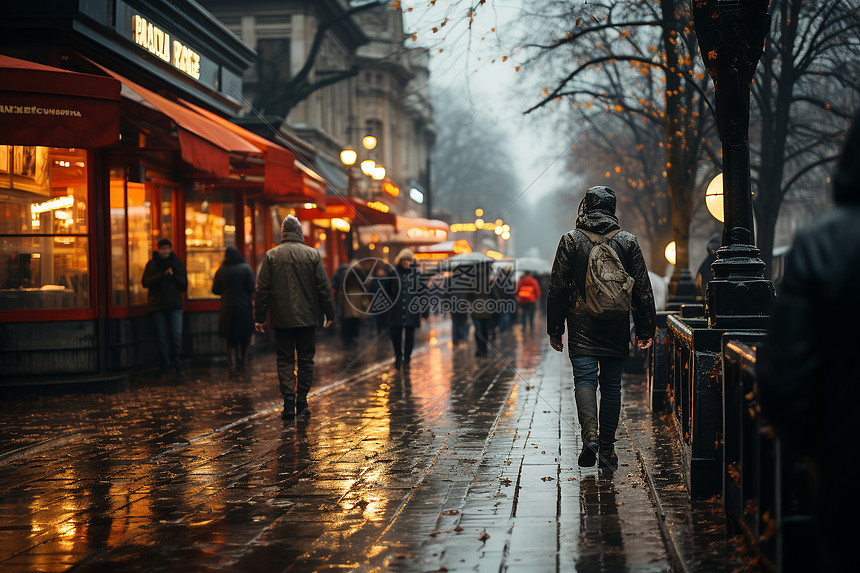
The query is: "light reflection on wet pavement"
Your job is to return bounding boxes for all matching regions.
[0,322,706,571]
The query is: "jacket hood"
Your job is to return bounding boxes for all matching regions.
[834,111,860,205]
[576,186,620,234]
[281,214,304,243]
[395,248,415,265]
[224,246,245,265]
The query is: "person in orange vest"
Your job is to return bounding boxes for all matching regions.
[516,271,541,332]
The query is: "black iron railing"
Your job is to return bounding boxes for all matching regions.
[722,338,816,573]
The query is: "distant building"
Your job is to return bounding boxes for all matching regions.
[201,0,436,219]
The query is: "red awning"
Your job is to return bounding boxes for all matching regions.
[346,197,398,227]
[94,64,260,178]
[0,54,121,147]
[179,99,328,204]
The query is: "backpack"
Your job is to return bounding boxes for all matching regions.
[578,229,635,320]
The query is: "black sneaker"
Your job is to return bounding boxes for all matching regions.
[282,400,296,420]
[597,447,618,469]
[578,438,599,467]
[296,400,311,417]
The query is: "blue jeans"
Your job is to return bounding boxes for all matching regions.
[570,356,625,446]
[152,309,183,372]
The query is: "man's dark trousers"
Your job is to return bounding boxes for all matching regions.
[275,326,316,401]
[152,309,182,372]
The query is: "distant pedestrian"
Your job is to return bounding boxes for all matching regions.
[757,111,860,572]
[449,266,471,345]
[142,238,187,376]
[212,246,255,377]
[384,249,425,368]
[495,266,517,333]
[695,233,721,300]
[255,215,336,420]
[547,186,656,469]
[467,262,499,358]
[537,273,549,319]
[516,271,541,332]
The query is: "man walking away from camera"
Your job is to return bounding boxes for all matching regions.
[546,186,656,469]
[255,215,336,420]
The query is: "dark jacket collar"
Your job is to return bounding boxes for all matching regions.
[575,210,621,235]
[281,228,304,244]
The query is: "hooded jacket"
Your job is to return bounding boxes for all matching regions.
[546,186,656,357]
[255,216,336,328]
[142,251,187,312]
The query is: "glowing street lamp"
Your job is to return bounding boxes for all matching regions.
[475,208,483,217]
[664,241,677,265]
[340,147,357,166]
[362,135,378,150]
[371,165,386,181]
[705,173,725,223]
[360,159,376,177]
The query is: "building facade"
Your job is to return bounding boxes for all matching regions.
[202,0,436,223]
[0,0,330,384]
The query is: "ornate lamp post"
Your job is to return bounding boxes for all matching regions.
[692,0,774,328]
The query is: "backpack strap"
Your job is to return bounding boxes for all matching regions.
[578,229,622,244]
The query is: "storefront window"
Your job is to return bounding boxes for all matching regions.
[0,146,90,310]
[109,172,127,306]
[160,187,174,244]
[127,182,152,305]
[185,188,235,299]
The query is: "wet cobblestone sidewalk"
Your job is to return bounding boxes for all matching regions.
[0,323,731,572]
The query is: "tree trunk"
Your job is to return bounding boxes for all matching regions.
[661,0,696,299]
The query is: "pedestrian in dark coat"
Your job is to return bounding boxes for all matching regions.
[142,238,187,375]
[757,111,860,572]
[466,262,499,358]
[212,246,255,376]
[547,186,656,469]
[255,214,336,420]
[385,249,425,368]
[494,266,517,333]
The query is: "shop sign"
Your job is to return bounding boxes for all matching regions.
[405,227,447,240]
[31,195,74,214]
[414,253,448,260]
[132,14,201,80]
[367,200,390,213]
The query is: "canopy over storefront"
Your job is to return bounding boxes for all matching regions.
[0,55,121,147]
[96,64,259,178]
[182,99,326,204]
